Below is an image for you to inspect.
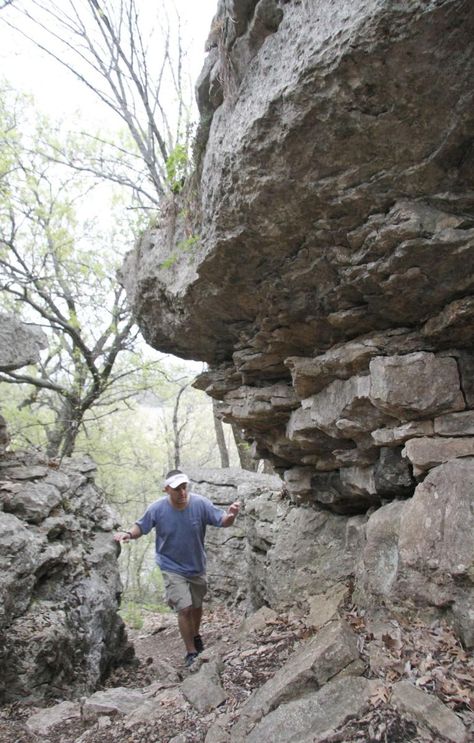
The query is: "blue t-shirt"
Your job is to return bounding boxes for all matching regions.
[135,492,224,576]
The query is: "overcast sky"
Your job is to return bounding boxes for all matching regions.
[0,0,218,124]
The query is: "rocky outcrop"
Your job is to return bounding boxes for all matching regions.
[0,451,132,703]
[123,0,474,646]
[191,462,473,649]
[0,316,131,702]
[355,456,474,647]
[188,467,365,614]
[0,315,47,452]
[0,314,46,372]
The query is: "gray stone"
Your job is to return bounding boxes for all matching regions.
[26,700,81,735]
[373,447,415,498]
[391,680,467,743]
[123,687,186,729]
[403,436,474,475]
[0,314,47,371]
[0,414,9,452]
[239,606,278,636]
[181,660,226,713]
[82,687,146,721]
[1,480,62,524]
[231,619,360,737]
[0,511,42,628]
[310,375,393,440]
[0,453,130,703]
[355,500,404,602]
[457,351,474,407]
[285,330,424,398]
[398,457,474,583]
[307,466,381,515]
[434,410,474,436]
[369,353,465,421]
[371,420,434,447]
[205,716,231,743]
[306,583,349,630]
[356,458,474,647]
[243,676,379,743]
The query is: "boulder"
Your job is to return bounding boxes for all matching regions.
[369,353,465,421]
[403,436,474,475]
[0,314,47,371]
[181,660,226,713]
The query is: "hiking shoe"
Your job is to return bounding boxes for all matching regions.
[194,634,204,654]
[184,651,198,668]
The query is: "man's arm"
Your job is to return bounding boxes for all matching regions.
[221,501,241,528]
[113,523,142,543]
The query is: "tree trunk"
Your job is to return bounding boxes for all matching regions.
[231,423,258,471]
[172,385,187,468]
[46,399,81,459]
[212,399,230,468]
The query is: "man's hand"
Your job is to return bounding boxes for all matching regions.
[113,532,131,543]
[113,526,141,543]
[228,501,241,517]
[222,501,241,527]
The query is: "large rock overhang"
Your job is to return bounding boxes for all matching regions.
[123,0,474,369]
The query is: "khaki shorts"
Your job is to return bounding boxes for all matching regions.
[161,571,208,612]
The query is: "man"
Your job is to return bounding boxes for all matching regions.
[114,470,241,667]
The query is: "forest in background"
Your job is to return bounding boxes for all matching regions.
[0,0,244,620]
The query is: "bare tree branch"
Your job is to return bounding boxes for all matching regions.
[0,0,193,201]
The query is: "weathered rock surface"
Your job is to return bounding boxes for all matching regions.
[123,0,474,522]
[0,450,132,703]
[230,618,361,740]
[0,314,47,371]
[189,468,366,613]
[391,680,468,743]
[0,315,48,452]
[355,457,474,646]
[122,0,474,665]
[243,676,379,743]
[181,659,226,713]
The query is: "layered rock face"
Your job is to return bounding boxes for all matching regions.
[123,1,474,643]
[188,467,366,614]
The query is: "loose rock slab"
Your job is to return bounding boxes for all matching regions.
[391,680,468,743]
[230,619,360,739]
[245,676,380,743]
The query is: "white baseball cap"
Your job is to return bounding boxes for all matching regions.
[164,472,190,489]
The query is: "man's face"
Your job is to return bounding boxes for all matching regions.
[166,482,189,509]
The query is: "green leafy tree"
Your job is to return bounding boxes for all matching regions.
[0,89,167,457]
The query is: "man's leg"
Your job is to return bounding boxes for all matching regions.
[191,606,202,637]
[162,572,197,659]
[177,606,197,653]
[162,572,206,663]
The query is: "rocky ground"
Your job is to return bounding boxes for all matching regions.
[0,603,472,743]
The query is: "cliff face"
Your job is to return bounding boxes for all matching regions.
[123,0,474,643]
